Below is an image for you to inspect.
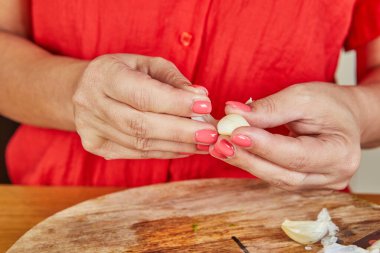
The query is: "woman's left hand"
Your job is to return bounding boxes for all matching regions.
[210,82,365,191]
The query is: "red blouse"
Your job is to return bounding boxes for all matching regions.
[6,0,380,186]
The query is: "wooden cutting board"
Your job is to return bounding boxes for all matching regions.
[6,179,380,253]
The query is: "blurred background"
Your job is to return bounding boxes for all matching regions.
[0,50,379,192]
[336,50,380,194]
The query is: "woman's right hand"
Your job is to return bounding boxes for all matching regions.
[73,54,217,160]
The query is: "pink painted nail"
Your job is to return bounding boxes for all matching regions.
[214,139,234,157]
[226,101,251,112]
[210,147,227,159]
[231,134,252,147]
[196,144,210,151]
[192,101,212,114]
[191,84,209,95]
[195,129,218,144]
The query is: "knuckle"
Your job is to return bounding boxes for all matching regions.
[256,147,272,160]
[170,131,185,143]
[254,97,277,115]
[271,174,306,191]
[331,181,349,191]
[134,137,151,151]
[290,84,313,107]
[287,153,309,171]
[131,88,153,111]
[164,69,183,84]
[72,92,89,109]
[98,140,115,158]
[81,139,95,153]
[139,150,150,159]
[80,136,100,154]
[270,178,286,189]
[127,115,148,139]
[153,56,170,65]
[341,151,361,178]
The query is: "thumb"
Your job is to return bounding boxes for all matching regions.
[146,57,208,96]
[115,54,208,96]
[225,87,305,128]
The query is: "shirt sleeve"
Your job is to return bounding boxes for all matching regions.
[345,0,380,50]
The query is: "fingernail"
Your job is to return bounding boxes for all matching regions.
[192,101,212,114]
[195,129,218,144]
[191,84,209,95]
[214,139,235,157]
[196,144,210,151]
[210,147,227,159]
[226,101,251,112]
[231,134,252,147]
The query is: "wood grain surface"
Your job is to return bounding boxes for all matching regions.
[6,179,380,253]
[0,185,122,252]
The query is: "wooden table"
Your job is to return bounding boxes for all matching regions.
[0,185,379,253]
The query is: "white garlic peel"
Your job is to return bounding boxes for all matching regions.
[368,240,380,251]
[191,116,207,122]
[319,242,380,253]
[217,114,250,136]
[282,208,380,253]
[281,208,338,245]
[320,243,370,253]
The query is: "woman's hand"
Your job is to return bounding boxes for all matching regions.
[73,54,218,160]
[210,83,364,191]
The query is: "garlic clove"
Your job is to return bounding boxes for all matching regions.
[282,208,338,245]
[217,114,250,136]
[282,220,329,245]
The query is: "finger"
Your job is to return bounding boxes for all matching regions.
[210,136,330,191]
[224,85,310,129]
[77,125,188,159]
[117,54,208,96]
[104,57,211,117]
[100,97,218,145]
[229,126,343,173]
[145,57,209,96]
[99,140,190,160]
[93,117,209,154]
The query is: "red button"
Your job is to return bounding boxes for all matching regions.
[180,32,193,47]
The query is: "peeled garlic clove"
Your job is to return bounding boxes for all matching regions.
[282,220,328,245]
[217,114,250,136]
[282,208,338,245]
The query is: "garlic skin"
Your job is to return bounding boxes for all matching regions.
[245,97,253,105]
[191,116,207,122]
[281,208,338,245]
[320,243,369,253]
[368,240,380,251]
[319,240,380,253]
[217,114,250,136]
[191,114,218,126]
